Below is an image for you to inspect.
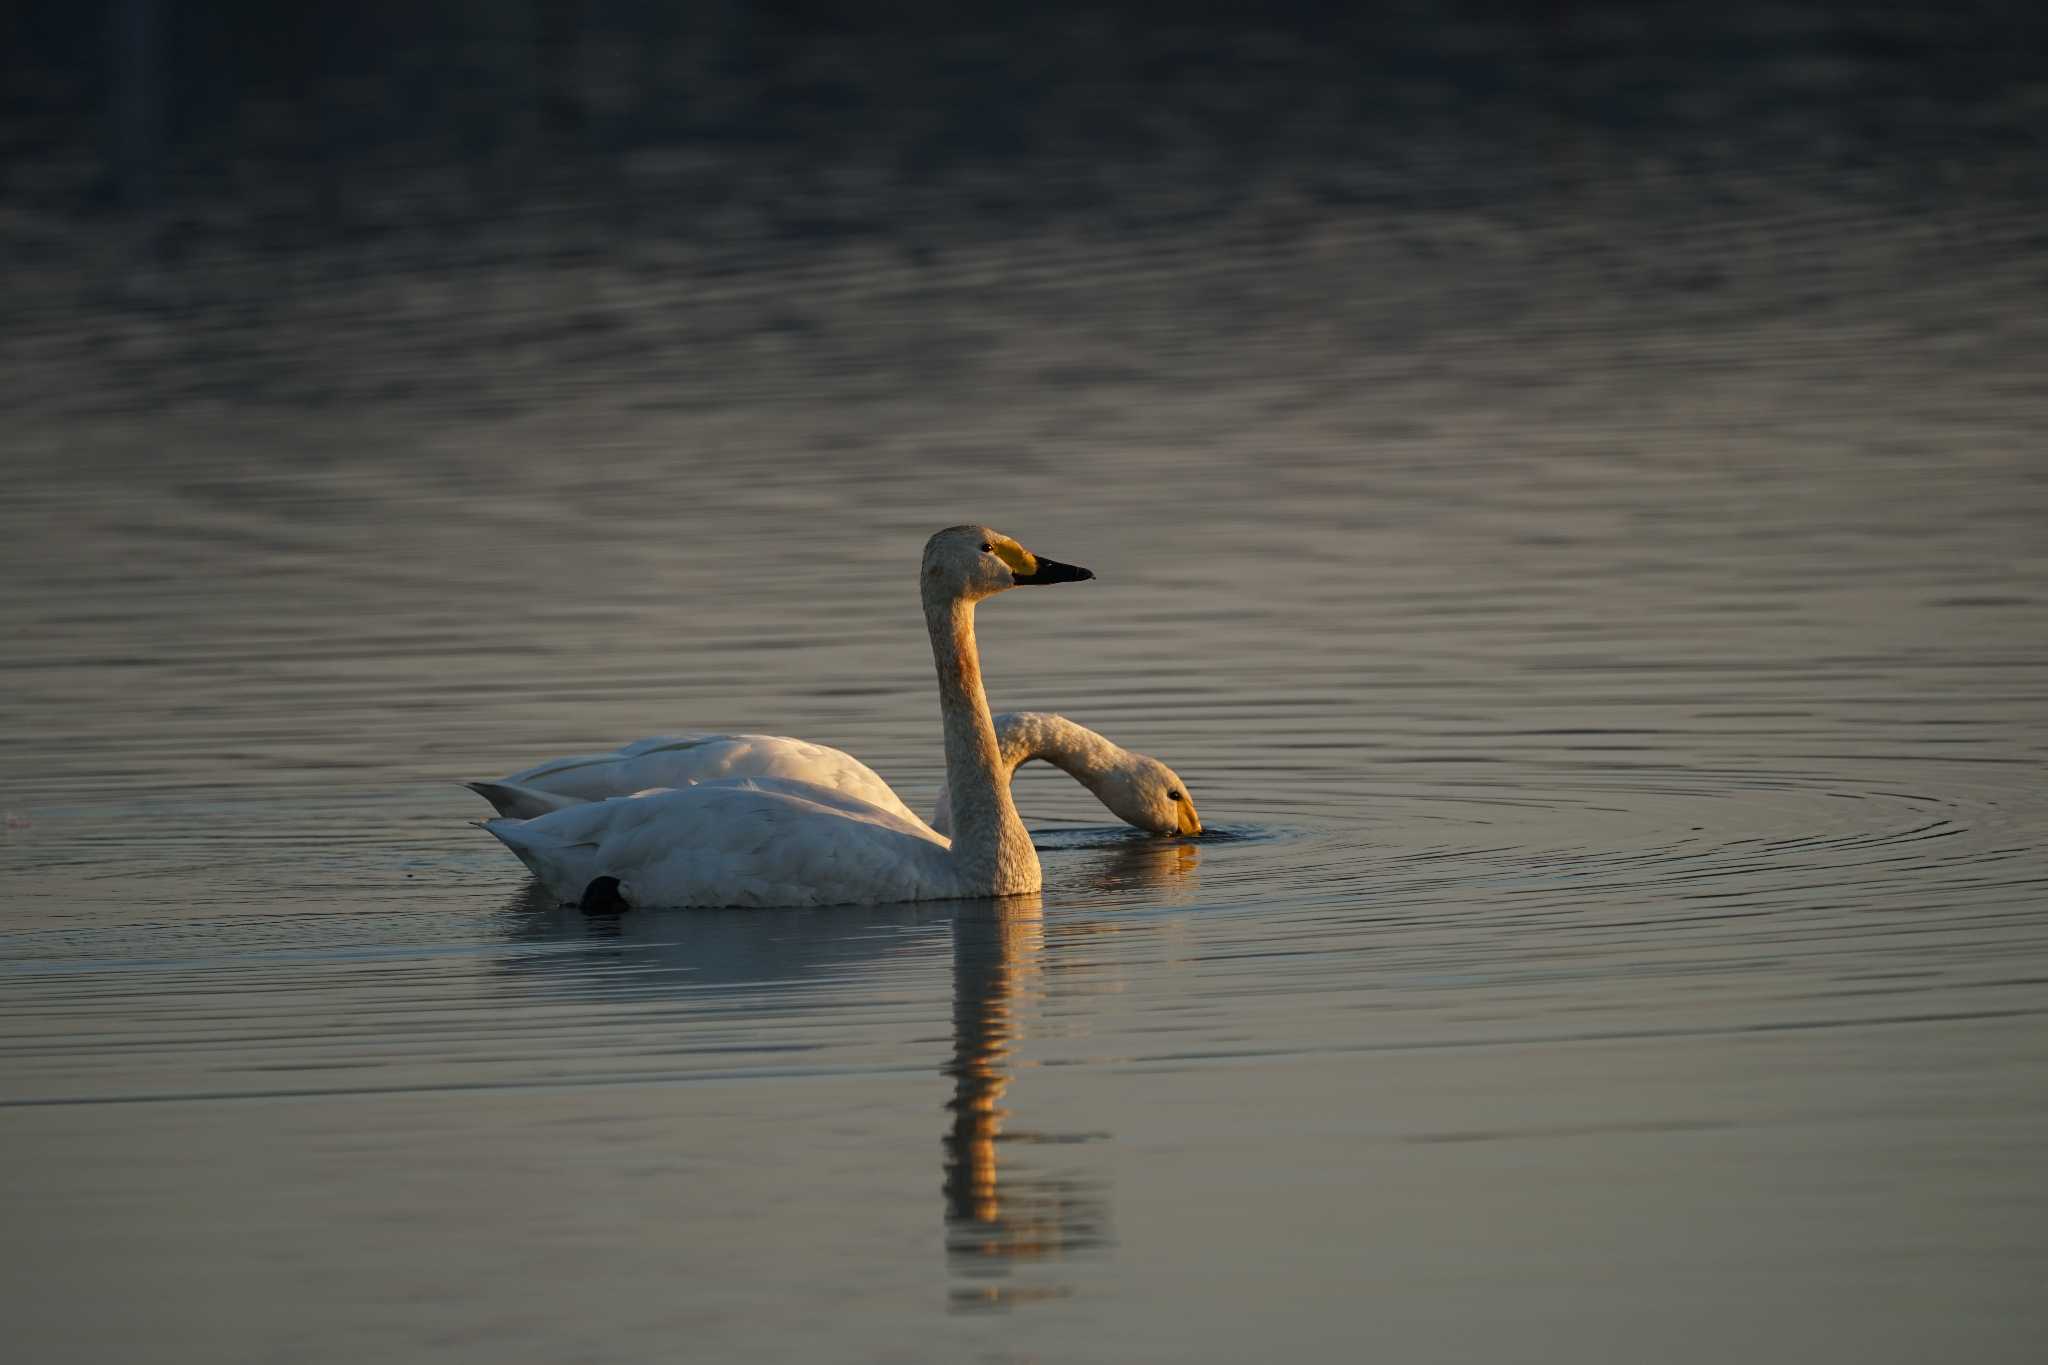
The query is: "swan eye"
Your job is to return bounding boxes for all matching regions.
[979,542,993,553]
[1167,790,1182,801]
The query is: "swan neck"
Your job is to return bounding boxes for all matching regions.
[996,711,1126,788]
[926,591,1035,892]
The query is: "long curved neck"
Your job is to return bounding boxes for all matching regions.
[995,712,1127,791]
[924,588,1037,893]
[930,711,1133,835]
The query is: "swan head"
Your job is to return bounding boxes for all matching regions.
[1095,753,1203,836]
[924,525,1093,602]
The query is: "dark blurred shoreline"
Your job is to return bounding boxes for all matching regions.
[5,2,2045,430]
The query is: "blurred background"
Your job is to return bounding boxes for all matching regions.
[4,4,2047,1362]
[6,1,2046,420]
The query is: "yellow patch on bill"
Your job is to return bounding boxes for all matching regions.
[990,539,1039,577]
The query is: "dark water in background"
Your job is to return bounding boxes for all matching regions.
[5,7,2048,1361]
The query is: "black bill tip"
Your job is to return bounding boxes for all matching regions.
[1013,557,1094,585]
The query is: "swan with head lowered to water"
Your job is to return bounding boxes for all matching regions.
[480,526,1098,909]
[465,711,1201,837]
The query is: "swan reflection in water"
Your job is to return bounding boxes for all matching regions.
[490,830,1201,1310]
[945,834,1200,1309]
[944,898,1103,1310]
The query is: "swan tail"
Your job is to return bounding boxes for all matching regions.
[465,780,583,819]
[480,817,601,902]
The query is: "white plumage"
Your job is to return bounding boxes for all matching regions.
[483,777,954,909]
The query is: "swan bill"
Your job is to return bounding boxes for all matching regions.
[1010,556,1094,585]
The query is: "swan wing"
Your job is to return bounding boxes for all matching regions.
[483,778,957,909]
[490,733,921,824]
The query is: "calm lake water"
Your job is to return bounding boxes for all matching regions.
[5,150,2048,1358]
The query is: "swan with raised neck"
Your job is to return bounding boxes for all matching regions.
[479,525,1093,908]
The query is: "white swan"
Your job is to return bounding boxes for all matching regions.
[481,526,1094,909]
[467,712,1201,836]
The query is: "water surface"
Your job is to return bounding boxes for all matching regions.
[4,150,2047,1361]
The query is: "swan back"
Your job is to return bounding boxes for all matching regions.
[494,733,919,824]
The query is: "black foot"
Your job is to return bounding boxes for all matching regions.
[579,876,630,915]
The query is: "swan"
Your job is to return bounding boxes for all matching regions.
[466,712,1201,836]
[481,526,1094,909]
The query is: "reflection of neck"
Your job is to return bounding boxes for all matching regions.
[943,905,1042,1239]
[923,588,1035,892]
